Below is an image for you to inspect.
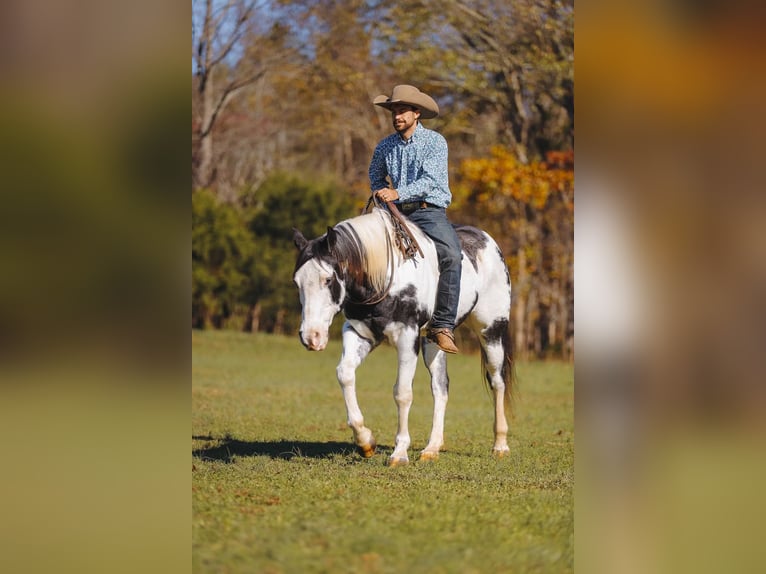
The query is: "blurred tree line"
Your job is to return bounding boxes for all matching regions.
[192,0,573,360]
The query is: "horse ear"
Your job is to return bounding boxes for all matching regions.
[293,228,308,250]
[326,226,337,251]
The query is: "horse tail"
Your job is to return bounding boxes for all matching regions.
[501,324,517,417]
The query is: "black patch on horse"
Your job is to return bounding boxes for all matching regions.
[483,317,509,345]
[455,225,488,272]
[495,245,511,287]
[328,273,343,305]
[344,284,425,341]
[294,234,332,274]
[481,317,512,388]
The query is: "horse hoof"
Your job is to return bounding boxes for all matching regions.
[418,450,439,462]
[357,439,377,458]
[386,456,409,467]
[492,447,510,458]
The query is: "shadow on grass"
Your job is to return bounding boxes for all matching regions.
[192,434,378,462]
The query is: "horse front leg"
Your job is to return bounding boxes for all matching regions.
[420,339,449,461]
[337,323,376,457]
[388,328,420,467]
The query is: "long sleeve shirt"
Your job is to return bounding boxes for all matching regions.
[369,122,452,208]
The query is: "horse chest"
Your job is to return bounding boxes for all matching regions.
[343,283,429,342]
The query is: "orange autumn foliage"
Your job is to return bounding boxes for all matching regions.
[454,146,573,214]
[452,147,574,359]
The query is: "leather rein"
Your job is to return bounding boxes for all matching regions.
[362,195,424,259]
[343,196,423,306]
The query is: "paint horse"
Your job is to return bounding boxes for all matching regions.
[292,207,513,466]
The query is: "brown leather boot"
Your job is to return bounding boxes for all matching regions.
[427,328,459,354]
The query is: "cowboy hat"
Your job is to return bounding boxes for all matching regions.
[373,85,439,119]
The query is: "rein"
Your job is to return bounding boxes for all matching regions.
[344,207,396,306]
[362,195,424,259]
[338,196,426,306]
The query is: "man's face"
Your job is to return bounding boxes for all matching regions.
[391,104,420,134]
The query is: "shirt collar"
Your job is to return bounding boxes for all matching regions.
[398,122,423,144]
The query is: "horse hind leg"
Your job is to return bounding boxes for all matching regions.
[419,338,449,461]
[480,320,514,457]
[337,324,376,457]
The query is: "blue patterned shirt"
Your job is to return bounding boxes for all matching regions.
[369,122,452,207]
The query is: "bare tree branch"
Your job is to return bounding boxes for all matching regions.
[193,0,275,188]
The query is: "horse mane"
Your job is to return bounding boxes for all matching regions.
[333,208,397,295]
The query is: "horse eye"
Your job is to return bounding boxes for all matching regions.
[324,276,333,286]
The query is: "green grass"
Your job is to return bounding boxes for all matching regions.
[193,329,573,573]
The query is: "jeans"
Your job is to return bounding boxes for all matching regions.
[406,207,462,330]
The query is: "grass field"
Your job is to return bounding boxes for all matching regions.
[192,329,573,573]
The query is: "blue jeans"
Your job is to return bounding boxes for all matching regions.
[406,207,462,330]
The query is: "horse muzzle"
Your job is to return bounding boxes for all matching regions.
[300,328,328,351]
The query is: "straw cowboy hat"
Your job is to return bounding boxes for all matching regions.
[373,85,439,119]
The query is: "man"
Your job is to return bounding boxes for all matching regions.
[369,84,462,354]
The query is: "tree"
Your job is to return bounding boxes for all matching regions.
[275,0,389,194]
[192,0,296,194]
[453,146,573,359]
[373,0,574,164]
[192,189,254,328]
[240,172,357,334]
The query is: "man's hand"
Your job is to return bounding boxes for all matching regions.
[375,188,399,202]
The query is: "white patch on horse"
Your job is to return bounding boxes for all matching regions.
[346,319,375,343]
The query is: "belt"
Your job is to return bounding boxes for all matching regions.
[396,201,439,214]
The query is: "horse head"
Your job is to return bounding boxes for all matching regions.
[292,227,346,351]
